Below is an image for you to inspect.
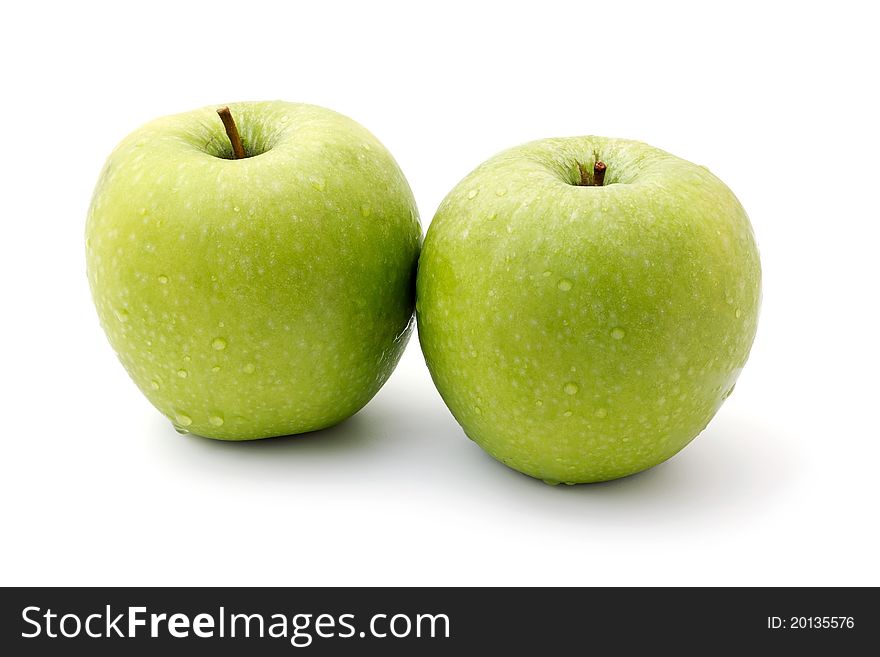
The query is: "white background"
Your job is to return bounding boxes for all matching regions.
[2,0,878,586]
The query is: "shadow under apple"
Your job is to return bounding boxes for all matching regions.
[152,390,795,530]
[151,386,470,483]
[470,411,798,526]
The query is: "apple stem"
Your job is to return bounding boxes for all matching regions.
[593,161,607,186]
[217,106,246,159]
[578,160,607,186]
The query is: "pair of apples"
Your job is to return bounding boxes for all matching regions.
[86,101,761,485]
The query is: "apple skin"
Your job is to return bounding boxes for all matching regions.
[87,101,421,440]
[417,137,760,484]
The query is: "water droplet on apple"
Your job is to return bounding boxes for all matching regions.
[735,308,742,318]
[611,327,626,340]
[139,207,147,216]
[209,415,225,427]
[114,308,129,322]
[557,278,573,291]
[543,270,552,277]
[174,426,190,435]
[158,275,168,284]
[535,400,543,407]
[360,204,371,217]
[183,355,192,363]
[233,206,240,213]
[310,177,326,191]
[177,369,188,378]
[211,365,221,373]
[467,189,479,199]
[563,382,579,395]
[473,405,482,416]
[542,479,560,486]
[243,363,255,374]
[594,408,608,418]
[150,379,161,390]
[495,188,507,196]
[563,410,573,417]
[212,337,227,351]
[174,412,192,427]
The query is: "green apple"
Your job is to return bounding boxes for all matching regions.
[87,101,421,439]
[417,137,760,484]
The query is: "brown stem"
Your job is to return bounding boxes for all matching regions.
[593,160,607,186]
[578,160,607,186]
[217,106,245,159]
